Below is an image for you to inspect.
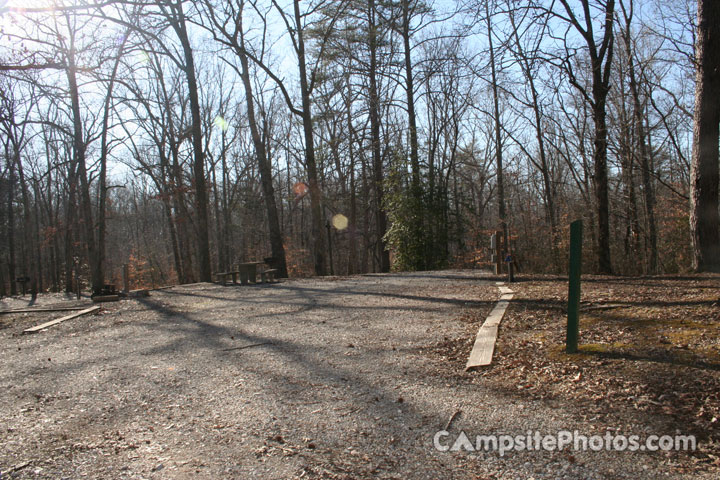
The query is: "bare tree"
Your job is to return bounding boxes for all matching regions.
[199,0,289,278]
[689,0,720,272]
[553,0,616,274]
[618,0,658,273]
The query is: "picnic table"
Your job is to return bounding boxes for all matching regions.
[238,261,264,285]
[215,260,279,286]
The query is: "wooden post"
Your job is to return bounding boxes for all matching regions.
[75,260,81,300]
[326,221,334,276]
[122,264,129,294]
[507,253,515,282]
[566,220,583,353]
[491,233,498,274]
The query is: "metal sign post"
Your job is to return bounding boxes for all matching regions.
[566,220,583,353]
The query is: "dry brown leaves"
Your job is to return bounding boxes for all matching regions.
[426,274,720,474]
[484,275,720,472]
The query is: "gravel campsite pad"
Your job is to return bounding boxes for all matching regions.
[1,271,717,479]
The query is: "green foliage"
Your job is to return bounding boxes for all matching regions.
[383,152,449,271]
[384,179,425,271]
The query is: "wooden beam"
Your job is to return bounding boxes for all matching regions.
[465,284,514,370]
[23,306,100,334]
[0,306,88,315]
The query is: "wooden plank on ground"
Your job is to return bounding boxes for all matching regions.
[466,324,499,367]
[23,306,100,334]
[465,284,514,370]
[483,300,511,327]
[0,306,88,315]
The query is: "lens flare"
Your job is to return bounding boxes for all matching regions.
[331,214,348,231]
[213,116,229,132]
[293,182,309,196]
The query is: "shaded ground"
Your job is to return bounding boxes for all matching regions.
[1,271,718,479]
[457,274,720,476]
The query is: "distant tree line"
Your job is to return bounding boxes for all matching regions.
[0,0,717,296]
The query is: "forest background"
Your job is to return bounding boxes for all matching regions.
[0,0,715,295]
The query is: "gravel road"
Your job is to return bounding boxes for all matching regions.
[0,271,708,479]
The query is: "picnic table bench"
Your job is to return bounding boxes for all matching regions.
[238,261,279,284]
[215,260,279,286]
[261,268,279,283]
[214,270,240,286]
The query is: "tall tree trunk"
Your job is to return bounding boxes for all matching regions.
[171,148,195,283]
[345,75,358,275]
[620,0,655,273]
[361,153,370,273]
[559,0,615,274]
[32,180,44,293]
[221,138,232,270]
[293,0,327,276]
[529,87,558,270]
[66,42,101,294]
[6,144,17,295]
[402,0,421,194]
[169,1,212,282]
[158,148,184,283]
[64,163,77,293]
[164,93,195,284]
[508,10,559,270]
[237,14,288,277]
[46,154,60,292]
[368,0,390,272]
[7,109,40,296]
[617,64,640,268]
[637,109,658,274]
[95,37,126,294]
[592,85,612,274]
[487,2,511,279]
[162,194,183,283]
[690,0,720,272]
[211,165,223,270]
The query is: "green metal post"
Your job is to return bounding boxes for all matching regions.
[566,220,582,353]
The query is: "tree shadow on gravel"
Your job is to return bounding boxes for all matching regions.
[128,286,565,475]
[124,295,500,475]
[157,282,493,312]
[5,275,655,479]
[271,283,492,309]
[366,272,493,282]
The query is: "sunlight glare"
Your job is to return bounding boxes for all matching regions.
[213,116,229,132]
[331,214,348,231]
[293,182,309,196]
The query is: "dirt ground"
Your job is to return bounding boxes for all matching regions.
[1,270,718,479]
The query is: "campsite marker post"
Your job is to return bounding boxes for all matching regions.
[566,220,582,353]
